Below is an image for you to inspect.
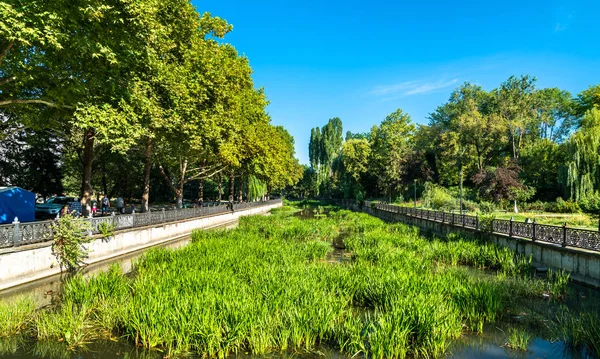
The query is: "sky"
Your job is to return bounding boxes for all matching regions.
[191,0,600,165]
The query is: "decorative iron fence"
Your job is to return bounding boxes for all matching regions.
[0,199,281,249]
[361,201,600,252]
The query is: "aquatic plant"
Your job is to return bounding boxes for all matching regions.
[504,327,532,350]
[3,206,594,358]
[555,309,600,357]
[0,297,34,337]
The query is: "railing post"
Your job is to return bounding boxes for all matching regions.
[562,222,568,247]
[462,214,466,227]
[475,214,479,231]
[532,219,536,242]
[162,208,166,223]
[111,211,117,228]
[12,217,20,247]
[451,212,455,225]
[131,210,136,227]
[509,217,514,237]
[442,211,445,223]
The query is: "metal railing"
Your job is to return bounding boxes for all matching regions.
[0,199,281,249]
[359,201,600,252]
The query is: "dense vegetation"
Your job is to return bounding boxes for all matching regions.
[290,77,600,215]
[2,206,598,358]
[0,1,302,212]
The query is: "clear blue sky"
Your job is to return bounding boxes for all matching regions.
[192,0,600,165]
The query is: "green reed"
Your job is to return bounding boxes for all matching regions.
[3,207,594,358]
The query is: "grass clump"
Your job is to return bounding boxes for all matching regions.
[0,297,35,337]
[504,327,532,350]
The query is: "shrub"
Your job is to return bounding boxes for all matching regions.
[461,200,479,213]
[52,214,93,272]
[478,214,495,233]
[422,182,455,210]
[478,201,496,214]
[551,198,581,214]
[97,222,115,240]
[522,200,547,212]
[578,192,600,213]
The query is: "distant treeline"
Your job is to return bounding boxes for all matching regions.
[288,75,600,213]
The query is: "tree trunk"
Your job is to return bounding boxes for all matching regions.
[198,178,204,206]
[229,170,235,202]
[176,189,183,209]
[266,185,272,200]
[217,173,222,203]
[513,199,519,213]
[101,160,108,197]
[244,175,249,202]
[141,138,152,213]
[237,172,243,202]
[80,129,95,217]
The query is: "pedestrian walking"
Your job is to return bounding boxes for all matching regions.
[116,196,124,214]
[68,198,83,217]
[101,194,110,216]
[92,201,97,216]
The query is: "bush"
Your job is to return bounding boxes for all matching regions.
[550,198,581,214]
[52,214,93,272]
[422,182,455,210]
[522,200,547,212]
[462,200,479,213]
[578,193,600,214]
[478,214,495,233]
[478,201,496,214]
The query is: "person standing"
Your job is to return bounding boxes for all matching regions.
[116,196,124,214]
[101,194,110,216]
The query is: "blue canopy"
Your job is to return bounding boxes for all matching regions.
[0,187,36,224]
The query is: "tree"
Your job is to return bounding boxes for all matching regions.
[0,1,162,214]
[494,75,538,161]
[560,108,600,201]
[576,85,600,117]
[0,127,63,198]
[472,164,533,212]
[369,109,415,201]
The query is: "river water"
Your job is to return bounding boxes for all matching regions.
[1,210,599,359]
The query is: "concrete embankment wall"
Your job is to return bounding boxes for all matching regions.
[353,205,600,288]
[0,202,281,291]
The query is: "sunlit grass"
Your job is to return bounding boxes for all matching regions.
[2,206,596,358]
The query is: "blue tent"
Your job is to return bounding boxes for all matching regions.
[0,187,36,224]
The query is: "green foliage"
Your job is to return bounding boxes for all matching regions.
[1,209,566,357]
[555,309,600,357]
[560,108,600,201]
[505,327,531,350]
[546,268,570,297]
[422,182,455,210]
[478,214,495,233]
[478,201,497,214]
[0,297,35,337]
[51,215,93,272]
[549,198,581,214]
[97,222,115,240]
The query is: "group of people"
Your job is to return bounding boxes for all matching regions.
[61,195,131,218]
[91,195,131,215]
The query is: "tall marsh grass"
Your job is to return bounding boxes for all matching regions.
[2,207,597,358]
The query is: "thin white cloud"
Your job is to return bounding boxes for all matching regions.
[371,78,459,98]
[554,23,567,32]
